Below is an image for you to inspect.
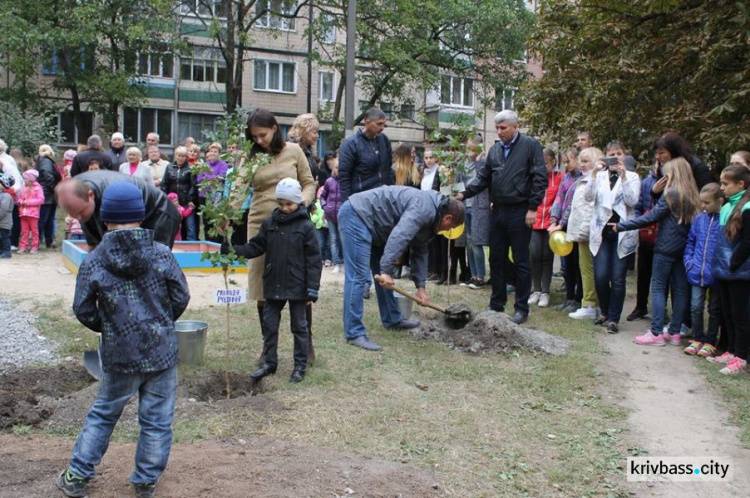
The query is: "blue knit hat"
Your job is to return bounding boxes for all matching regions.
[100,181,145,224]
[276,177,302,204]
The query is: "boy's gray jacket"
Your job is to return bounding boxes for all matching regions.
[348,186,447,288]
[73,228,190,373]
[0,192,12,230]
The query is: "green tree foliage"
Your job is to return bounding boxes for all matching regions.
[312,0,535,125]
[0,0,181,142]
[519,0,750,163]
[0,102,61,156]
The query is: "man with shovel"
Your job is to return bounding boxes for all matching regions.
[339,185,465,351]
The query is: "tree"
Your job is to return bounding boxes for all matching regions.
[179,0,311,114]
[519,0,750,164]
[0,102,61,156]
[0,0,181,142]
[310,0,535,126]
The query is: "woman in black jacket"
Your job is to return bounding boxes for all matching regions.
[161,146,197,240]
[35,144,62,248]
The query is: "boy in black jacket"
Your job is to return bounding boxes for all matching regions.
[227,178,322,382]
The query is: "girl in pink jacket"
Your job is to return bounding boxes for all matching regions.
[17,169,44,253]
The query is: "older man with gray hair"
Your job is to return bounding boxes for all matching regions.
[70,135,115,177]
[456,110,547,324]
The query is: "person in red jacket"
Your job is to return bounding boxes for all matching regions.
[528,148,563,308]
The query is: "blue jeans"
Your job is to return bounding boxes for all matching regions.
[465,208,486,279]
[691,285,720,345]
[339,202,402,340]
[328,220,343,265]
[38,203,57,247]
[592,236,629,323]
[69,366,177,485]
[489,206,531,313]
[183,211,197,241]
[0,228,10,257]
[316,228,331,262]
[650,253,689,335]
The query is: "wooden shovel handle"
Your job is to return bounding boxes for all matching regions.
[375,276,446,313]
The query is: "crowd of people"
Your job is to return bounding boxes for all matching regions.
[1,107,749,498]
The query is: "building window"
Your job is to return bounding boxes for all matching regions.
[440,75,473,107]
[358,100,370,115]
[495,88,516,111]
[255,0,296,31]
[380,102,394,119]
[399,104,415,121]
[138,52,174,78]
[41,46,90,76]
[55,110,93,144]
[320,14,336,44]
[123,108,173,145]
[180,47,227,83]
[253,59,295,93]
[319,71,334,102]
[177,113,220,144]
[178,0,227,18]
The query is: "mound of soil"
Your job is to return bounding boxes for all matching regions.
[411,309,569,356]
[0,364,93,429]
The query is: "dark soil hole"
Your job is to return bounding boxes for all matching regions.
[0,364,95,430]
[179,372,264,401]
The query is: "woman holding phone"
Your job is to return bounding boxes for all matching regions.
[584,142,641,333]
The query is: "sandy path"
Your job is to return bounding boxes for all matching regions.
[599,314,750,496]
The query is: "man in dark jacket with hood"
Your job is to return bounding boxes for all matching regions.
[338,108,394,203]
[55,170,181,248]
[70,135,114,177]
[339,186,465,351]
[457,110,548,325]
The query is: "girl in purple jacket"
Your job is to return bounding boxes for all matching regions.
[319,156,343,272]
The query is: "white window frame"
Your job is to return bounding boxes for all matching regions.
[137,52,174,79]
[253,59,297,94]
[318,70,335,102]
[56,110,94,145]
[178,0,227,19]
[497,88,516,111]
[255,0,297,31]
[123,108,174,146]
[320,14,336,44]
[179,47,227,84]
[440,75,474,108]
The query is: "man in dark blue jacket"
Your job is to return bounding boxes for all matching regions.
[338,108,394,203]
[457,110,547,324]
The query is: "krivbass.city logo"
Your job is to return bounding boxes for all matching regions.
[627,457,733,482]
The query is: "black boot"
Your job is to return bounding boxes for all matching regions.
[290,367,305,383]
[256,303,266,366]
[306,303,315,366]
[250,363,276,380]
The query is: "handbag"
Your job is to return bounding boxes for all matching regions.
[639,207,657,246]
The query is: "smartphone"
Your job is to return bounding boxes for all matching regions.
[601,156,619,166]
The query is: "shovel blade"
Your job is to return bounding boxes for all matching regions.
[83,350,102,381]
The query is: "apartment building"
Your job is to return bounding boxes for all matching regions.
[3,1,540,156]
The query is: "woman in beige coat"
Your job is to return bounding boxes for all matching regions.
[232,109,317,363]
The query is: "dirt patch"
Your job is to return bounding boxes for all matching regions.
[0,363,93,429]
[411,309,569,355]
[0,434,442,497]
[179,371,265,401]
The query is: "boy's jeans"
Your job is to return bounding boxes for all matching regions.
[69,366,177,485]
[0,228,10,257]
[691,285,720,345]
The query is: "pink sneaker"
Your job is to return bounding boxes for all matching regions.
[707,352,735,364]
[683,341,702,356]
[720,357,747,375]
[634,331,667,346]
[697,344,717,358]
[664,331,682,346]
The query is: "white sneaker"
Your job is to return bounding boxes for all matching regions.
[528,291,541,306]
[401,266,411,278]
[569,306,597,319]
[538,293,549,308]
[332,265,341,273]
[324,260,332,267]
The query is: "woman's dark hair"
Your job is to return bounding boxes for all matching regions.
[654,132,692,161]
[721,164,750,241]
[324,150,337,161]
[246,108,285,156]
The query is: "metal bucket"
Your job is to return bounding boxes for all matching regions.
[394,293,413,320]
[176,320,208,365]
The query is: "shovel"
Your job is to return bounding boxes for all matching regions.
[376,276,472,329]
[82,336,103,381]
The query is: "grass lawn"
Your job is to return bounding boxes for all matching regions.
[35,277,631,497]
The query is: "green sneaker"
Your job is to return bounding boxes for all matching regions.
[133,482,157,498]
[55,469,89,497]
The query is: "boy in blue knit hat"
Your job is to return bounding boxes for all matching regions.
[224,177,322,383]
[56,181,190,498]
